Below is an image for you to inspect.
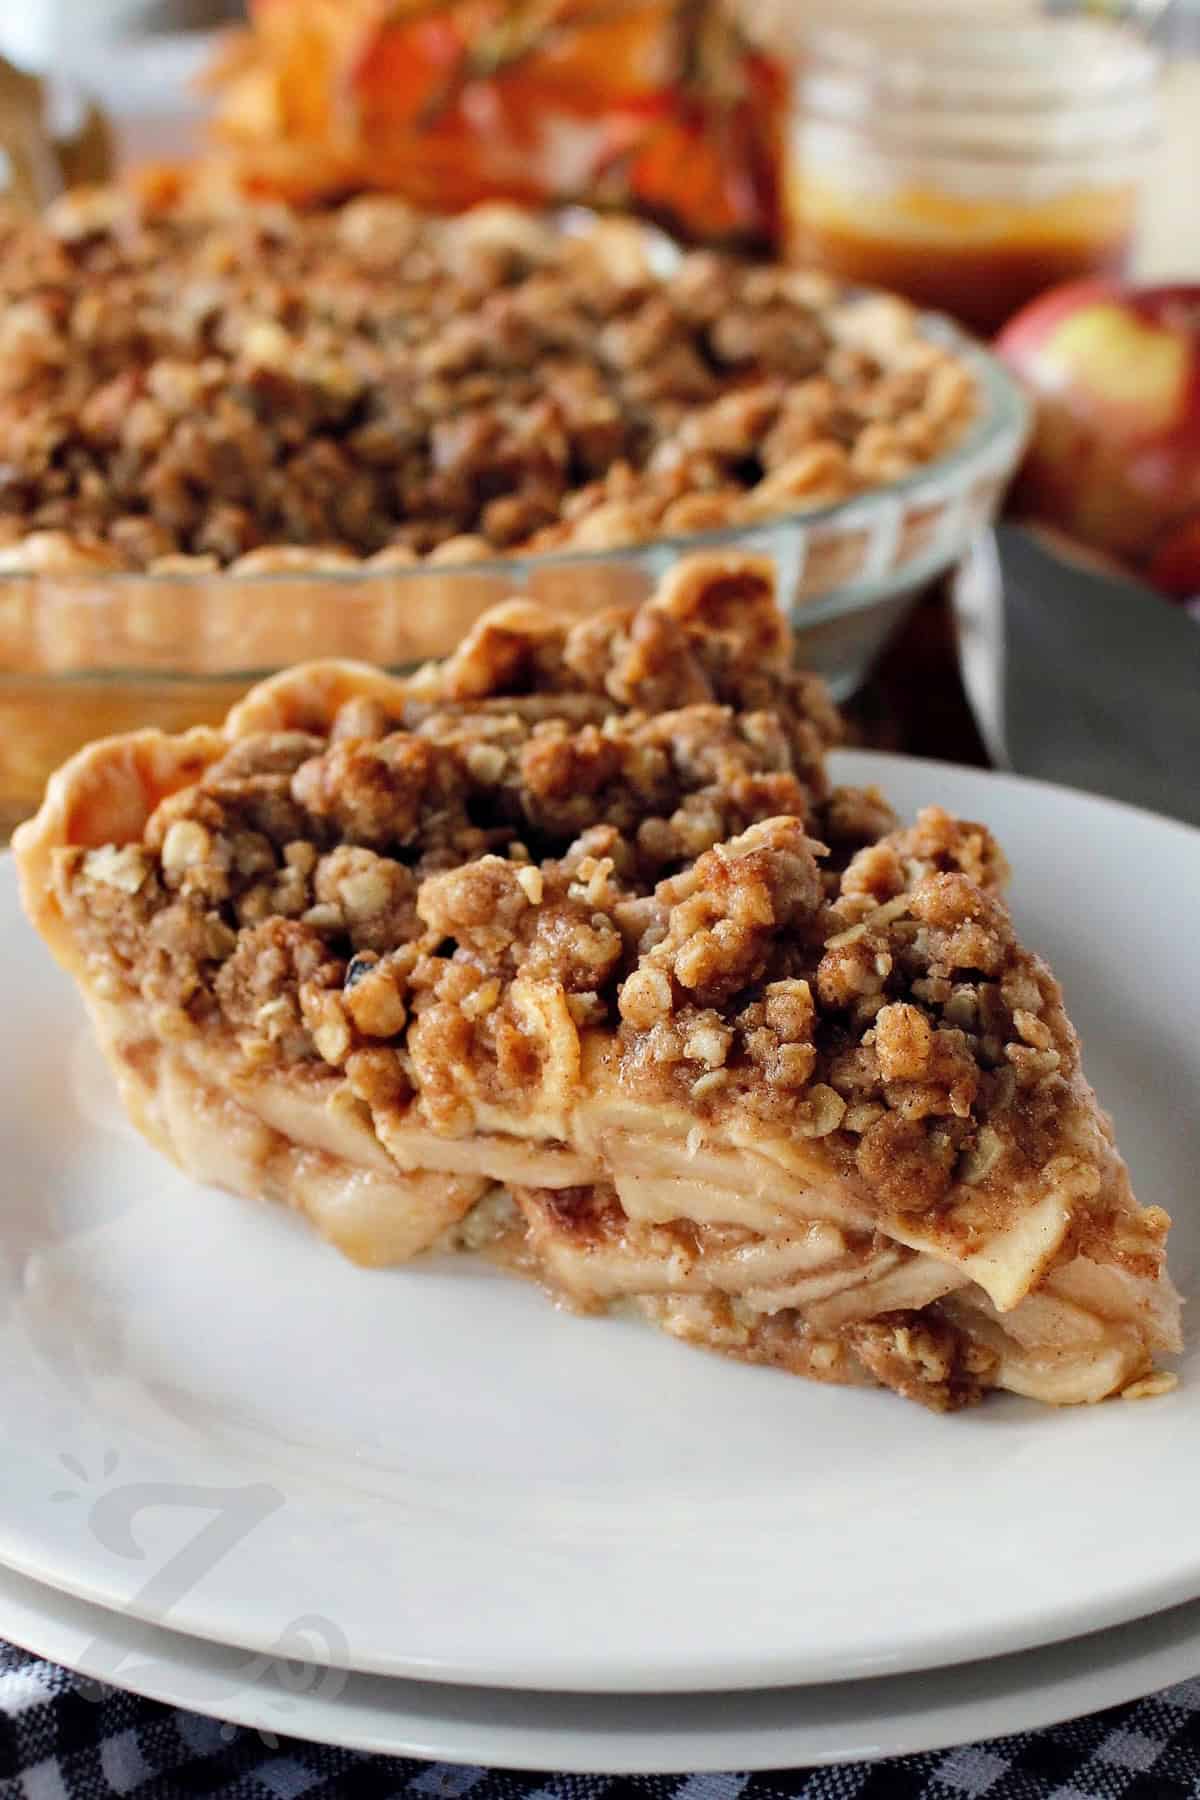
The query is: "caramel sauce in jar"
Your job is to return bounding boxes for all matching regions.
[783,16,1157,337]
[789,179,1139,338]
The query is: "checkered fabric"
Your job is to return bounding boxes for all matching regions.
[4,1644,1200,1800]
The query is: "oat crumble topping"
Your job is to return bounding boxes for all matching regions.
[53,555,1091,1243]
[0,191,977,571]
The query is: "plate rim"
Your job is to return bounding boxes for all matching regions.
[833,747,1200,847]
[3,1558,1200,1774]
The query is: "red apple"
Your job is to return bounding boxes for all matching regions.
[996,280,1200,598]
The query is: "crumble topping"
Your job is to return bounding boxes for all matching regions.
[53,555,1094,1239]
[0,191,976,569]
[845,1312,1000,1411]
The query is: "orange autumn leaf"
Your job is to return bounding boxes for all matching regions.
[198,0,784,248]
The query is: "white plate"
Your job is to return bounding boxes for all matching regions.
[1,753,1198,1696]
[4,1557,1200,1773]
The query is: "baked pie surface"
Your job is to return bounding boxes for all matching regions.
[0,190,974,572]
[15,554,1180,1409]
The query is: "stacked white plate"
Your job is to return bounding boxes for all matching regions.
[2,751,1198,1773]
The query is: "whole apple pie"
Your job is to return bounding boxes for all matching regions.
[15,555,1179,1409]
[0,190,974,572]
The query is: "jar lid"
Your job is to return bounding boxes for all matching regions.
[805,17,1157,104]
[796,16,1159,157]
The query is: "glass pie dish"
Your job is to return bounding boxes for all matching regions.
[0,317,1026,838]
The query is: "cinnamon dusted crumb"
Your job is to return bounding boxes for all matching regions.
[855,1113,959,1215]
[214,917,344,1061]
[618,817,825,1014]
[845,1311,997,1411]
[840,805,1010,902]
[292,736,473,855]
[416,855,624,993]
[313,848,420,953]
[0,194,976,568]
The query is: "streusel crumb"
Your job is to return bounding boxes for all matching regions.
[0,193,977,568]
[53,555,1078,1229]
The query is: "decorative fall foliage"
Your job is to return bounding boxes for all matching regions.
[191,0,784,248]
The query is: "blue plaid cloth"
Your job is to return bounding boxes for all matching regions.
[5,1641,1200,1799]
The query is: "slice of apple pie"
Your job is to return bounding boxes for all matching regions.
[15,556,1180,1409]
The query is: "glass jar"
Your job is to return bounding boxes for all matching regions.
[1137,0,1200,278]
[784,15,1159,336]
